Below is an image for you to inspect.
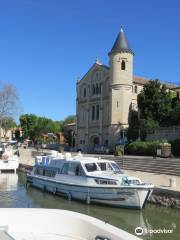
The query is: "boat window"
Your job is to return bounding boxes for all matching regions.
[35,168,44,176]
[44,169,56,177]
[74,164,85,176]
[95,179,117,185]
[79,166,85,176]
[85,163,98,172]
[128,179,140,185]
[61,163,69,174]
[111,162,121,172]
[61,162,84,176]
[97,162,113,171]
[68,163,78,176]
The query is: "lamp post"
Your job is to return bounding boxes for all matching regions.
[70,130,75,154]
[120,129,125,169]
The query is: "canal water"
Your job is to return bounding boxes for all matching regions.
[0,173,179,240]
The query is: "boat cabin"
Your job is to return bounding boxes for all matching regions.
[33,157,122,179]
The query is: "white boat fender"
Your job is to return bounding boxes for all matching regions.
[67,192,71,201]
[53,187,57,195]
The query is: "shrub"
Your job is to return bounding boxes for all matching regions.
[125,141,162,156]
[170,139,180,157]
[126,128,139,141]
[114,145,123,156]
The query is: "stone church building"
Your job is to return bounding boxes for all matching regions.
[76,28,153,152]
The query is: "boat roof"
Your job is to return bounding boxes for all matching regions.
[66,156,116,165]
[36,155,117,169]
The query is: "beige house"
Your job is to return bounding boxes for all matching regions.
[0,128,13,140]
[76,28,177,152]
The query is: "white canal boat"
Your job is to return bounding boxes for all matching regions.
[0,208,141,240]
[0,144,19,173]
[27,153,154,209]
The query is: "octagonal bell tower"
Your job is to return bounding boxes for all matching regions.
[109,27,134,127]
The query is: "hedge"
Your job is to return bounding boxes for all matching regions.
[125,141,162,156]
[125,140,180,157]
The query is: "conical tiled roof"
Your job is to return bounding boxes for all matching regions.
[109,28,134,55]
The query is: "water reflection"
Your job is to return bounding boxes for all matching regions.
[0,172,179,240]
[0,173,18,191]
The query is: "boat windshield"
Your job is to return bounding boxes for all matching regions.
[110,162,121,172]
[97,162,113,171]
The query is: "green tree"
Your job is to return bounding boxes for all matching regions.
[126,110,139,141]
[63,115,76,125]
[19,114,62,141]
[19,114,38,140]
[138,79,172,126]
[170,100,180,125]
[62,115,76,146]
[139,118,159,140]
[14,129,21,141]
[35,117,61,136]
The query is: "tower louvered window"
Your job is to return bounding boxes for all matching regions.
[121,60,126,70]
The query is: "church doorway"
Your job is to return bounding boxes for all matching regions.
[89,135,100,152]
[93,136,99,145]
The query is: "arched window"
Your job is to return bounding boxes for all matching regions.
[121,60,126,70]
[83,88,86,97]
[96,83,99,94]
[96,105,99,120]
[92,106,95,120]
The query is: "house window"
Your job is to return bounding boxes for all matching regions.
[96,105,99,120]
[83,88,86,97]
[121,60,126,70]
[92,106,95,120]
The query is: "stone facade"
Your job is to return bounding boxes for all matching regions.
[76,29,152,152]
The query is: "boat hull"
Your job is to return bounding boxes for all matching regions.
[27,174,152,209]
[0,208,141,240]
[0,156,19,172]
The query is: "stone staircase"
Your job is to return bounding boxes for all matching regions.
[115,157,180,176]
[83,153,180,176]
